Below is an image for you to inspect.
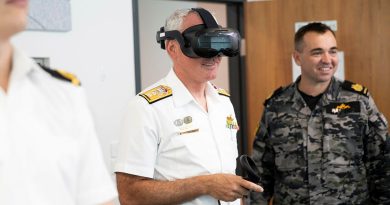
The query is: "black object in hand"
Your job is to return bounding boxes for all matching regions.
[239,154,261,184]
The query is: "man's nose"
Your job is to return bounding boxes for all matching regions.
[321,52,332,64]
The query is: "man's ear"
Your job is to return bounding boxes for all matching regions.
[166,40,182,60]
[166,40,177,55]
[292,50,302,66]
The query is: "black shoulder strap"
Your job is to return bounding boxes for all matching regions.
[40,64,81,86]
[341,80,368,97]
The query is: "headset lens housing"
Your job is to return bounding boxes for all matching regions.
[194,29,240,58]
[183,26,241,58]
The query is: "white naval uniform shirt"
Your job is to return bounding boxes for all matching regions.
[115,69,240,205]
[0,48,117,205]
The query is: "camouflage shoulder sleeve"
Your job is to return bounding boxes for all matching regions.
[366,110,390,202]
[251,113,275,204]
[263,86,285,106]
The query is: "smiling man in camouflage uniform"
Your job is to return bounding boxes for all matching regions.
[250,22,390,205]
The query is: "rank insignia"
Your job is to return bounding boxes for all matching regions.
[342,80,368,97]
[325,101,360,114]
[217,88,230,97]
[351,84,363,92]
[139,85,172,104]
[211,84,230,97]
[40,65,81,86]
[226,115,239,130]
[57,69,81,86]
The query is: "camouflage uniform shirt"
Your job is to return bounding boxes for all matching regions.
[250,77,390,205]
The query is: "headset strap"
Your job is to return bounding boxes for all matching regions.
[192,8,218,28]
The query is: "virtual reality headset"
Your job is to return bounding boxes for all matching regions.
[156,8,241,58]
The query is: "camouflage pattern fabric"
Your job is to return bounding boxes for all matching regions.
[250,77,390,205]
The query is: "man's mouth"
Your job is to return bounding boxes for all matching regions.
[202,61,215,66]
[319,67,331,71]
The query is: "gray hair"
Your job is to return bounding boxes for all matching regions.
[164,8,195,32]
[163,8,217,48]
[164,8,218,32]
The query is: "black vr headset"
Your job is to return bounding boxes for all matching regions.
[156,8,241,58]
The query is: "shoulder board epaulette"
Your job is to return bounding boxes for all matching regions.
[217,88,230,97]
[139,85,172,104]
[40,65,81,86]
[342,80,368,97]
[263,86,284,106]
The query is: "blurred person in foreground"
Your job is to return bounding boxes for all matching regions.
[0,0,117,204]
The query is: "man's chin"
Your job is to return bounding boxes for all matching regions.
[317,76,333,83]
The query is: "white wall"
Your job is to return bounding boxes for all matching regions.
[139,0,229,90]
[12,0,135,174]
[139,0,197,89]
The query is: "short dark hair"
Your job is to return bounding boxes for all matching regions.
[294,22,336,52]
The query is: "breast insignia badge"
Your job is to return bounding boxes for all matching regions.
[226,115,239,130]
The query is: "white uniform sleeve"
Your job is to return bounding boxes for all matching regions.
[75,89,118,205]
[114,96,159,178]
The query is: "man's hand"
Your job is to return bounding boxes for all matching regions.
[116,172,263,205]
[200,173,263,202]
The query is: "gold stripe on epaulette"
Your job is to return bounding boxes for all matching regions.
[139,85,172,104]
[363,87,368,95]
[57,69,81,86]
[217,88,230,97]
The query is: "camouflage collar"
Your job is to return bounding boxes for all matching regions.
[322,77,343,104]
[291,76,342,112]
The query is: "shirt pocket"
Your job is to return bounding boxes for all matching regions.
[269,118,305,170]
[169,128,202,151]
[166,128,221,173]
[323,111,366,163]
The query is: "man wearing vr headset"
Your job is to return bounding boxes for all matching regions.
[115,8,263,205]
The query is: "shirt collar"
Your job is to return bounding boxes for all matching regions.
[10,47,38,83]
[291,76,341,109]
[164,69,221,107]
[323,77,342,102]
